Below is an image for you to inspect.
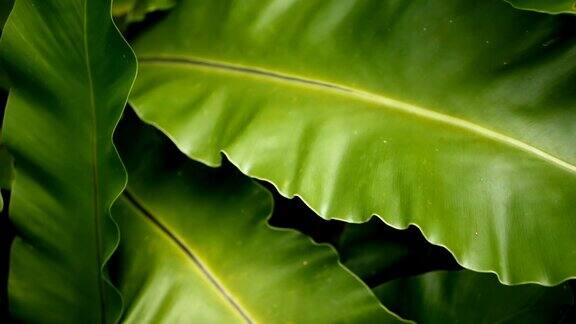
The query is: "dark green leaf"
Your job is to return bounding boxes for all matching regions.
[0,0,12,27]
[375,271,574,323]
[1,0,136,322]
[0,0,14,89]
[338,219,459,286]
[0,146,13,211]
[337,219,574,323]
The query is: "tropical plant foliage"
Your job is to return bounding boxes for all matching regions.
[0,0,575,323]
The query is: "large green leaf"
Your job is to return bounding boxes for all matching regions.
[113,117,404,323]
[1,0,136,322]
[129,0,576,285]
[374,271,574,323]
[505,0,576,14]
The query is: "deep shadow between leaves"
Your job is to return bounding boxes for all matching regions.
[265,182,461,288]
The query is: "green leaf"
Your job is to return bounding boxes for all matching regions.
[113,118,405,323]
[113,0,175,23]
[129,0,576,285]
[504,0,576,14]
[1,0,136,322]
[374,270,574,323]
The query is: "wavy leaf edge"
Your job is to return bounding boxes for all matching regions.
[130,106,575,288]
[1,0,137,321]
[104,1,139,321]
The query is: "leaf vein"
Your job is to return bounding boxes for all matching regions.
[82,1,107,322]
[138,55,576,175]
[123,190,255,324]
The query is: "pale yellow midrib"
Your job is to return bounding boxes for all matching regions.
[123,192,255,323]
[138,55,576,175]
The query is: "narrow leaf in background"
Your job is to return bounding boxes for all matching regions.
[0,0,136,322]
[338,219,460,287]
[113,116,406,323]
[113,0,176,23]
[129,0,576,285]
[375,271,573,323]
[0,146,13,212]
[504,0,576,14]
[337,220,574,323]
[0,0,14,209]
[0,3,14,316]
[0,90,11,318]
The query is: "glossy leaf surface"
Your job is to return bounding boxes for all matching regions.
[113,119,404,323]
[1,0,136,322]
[375,271,574,323]
[129,0,576,285]
[505,0,576,14]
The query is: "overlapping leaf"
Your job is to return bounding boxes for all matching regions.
[0,0,136,322]
[338,219,459,286]
[375,271,573,323]
[0,0,13,212]
[113,117,404,323]
[338,221,574,323]
[128,0,576,285]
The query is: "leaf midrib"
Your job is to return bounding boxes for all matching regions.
[138,55,576,176]
[123,190,255,324]
[82,1,107,322]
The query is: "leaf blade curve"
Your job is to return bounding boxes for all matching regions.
[113,119,405,323]
[1,0,136,322]
[129,0,576,285]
